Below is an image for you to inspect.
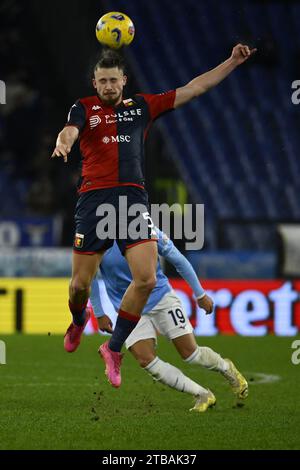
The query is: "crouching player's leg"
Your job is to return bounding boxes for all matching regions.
[65,251,103,352]
[148,290,247,405]
[172,320,248,400]
[125,314,215,413]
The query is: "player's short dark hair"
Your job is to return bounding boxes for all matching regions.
[94,48,126,74]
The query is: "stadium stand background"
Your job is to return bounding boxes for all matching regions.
[1,0,300,279]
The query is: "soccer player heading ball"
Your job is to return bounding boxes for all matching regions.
[51,39,256,388]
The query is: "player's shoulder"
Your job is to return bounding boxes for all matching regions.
[131,94,149,106]
[133,93,161,110]
[77,95,102,109]
[135,92,155,102]
[135,91,176,110]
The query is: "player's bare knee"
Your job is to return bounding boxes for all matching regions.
[70,277,90,296]
[135,275,156,294]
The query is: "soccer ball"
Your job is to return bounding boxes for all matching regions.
[96,12,135,49]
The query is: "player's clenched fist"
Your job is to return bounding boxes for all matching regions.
[230,43,257,65]
[197,294,214,315]
[51,144,71,162]
[97,315,114,334]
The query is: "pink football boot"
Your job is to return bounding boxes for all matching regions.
[98,341,124,388]
[64,307,91,352]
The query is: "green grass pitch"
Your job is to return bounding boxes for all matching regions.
[0,334,299,450]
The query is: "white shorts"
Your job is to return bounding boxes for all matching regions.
[125,290,193,350]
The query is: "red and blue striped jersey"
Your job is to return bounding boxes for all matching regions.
[65,91,176,193]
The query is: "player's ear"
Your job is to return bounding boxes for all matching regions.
[123,75,127,86]
[92,78,97,89]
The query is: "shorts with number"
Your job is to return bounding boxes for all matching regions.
[125,290,193,349]
[73,186,157,255]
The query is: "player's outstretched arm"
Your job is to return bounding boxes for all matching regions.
[51,126,79,163]
[174,44,257,109]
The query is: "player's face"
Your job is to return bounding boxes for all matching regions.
[93,67,127,106]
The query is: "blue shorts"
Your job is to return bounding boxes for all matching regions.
[73,186,157,255]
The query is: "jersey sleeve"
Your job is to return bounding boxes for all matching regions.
[89,277,106,318]
[140,90,176,121]
[157,230,206,298]
[157,228,174,256]
[65,99,86,131]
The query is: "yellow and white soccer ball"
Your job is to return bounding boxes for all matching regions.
[96,12,135,49]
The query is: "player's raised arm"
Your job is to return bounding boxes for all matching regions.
[174,44,257,109]
[51,126,79,163]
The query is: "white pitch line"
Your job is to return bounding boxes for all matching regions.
[245,372,281,384]
[2,373,281,387]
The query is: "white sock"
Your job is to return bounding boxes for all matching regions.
[145,356,207,397]
[185,346,229,373]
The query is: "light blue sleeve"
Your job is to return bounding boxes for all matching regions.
[90,278,105,318]
[157,230,205,298]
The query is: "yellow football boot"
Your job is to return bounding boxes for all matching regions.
[189,389,216,413]
[222,359,248,399]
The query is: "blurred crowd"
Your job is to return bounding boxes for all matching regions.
[0,0,80,243]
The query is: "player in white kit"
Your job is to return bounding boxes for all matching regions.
[90,229,248,411]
